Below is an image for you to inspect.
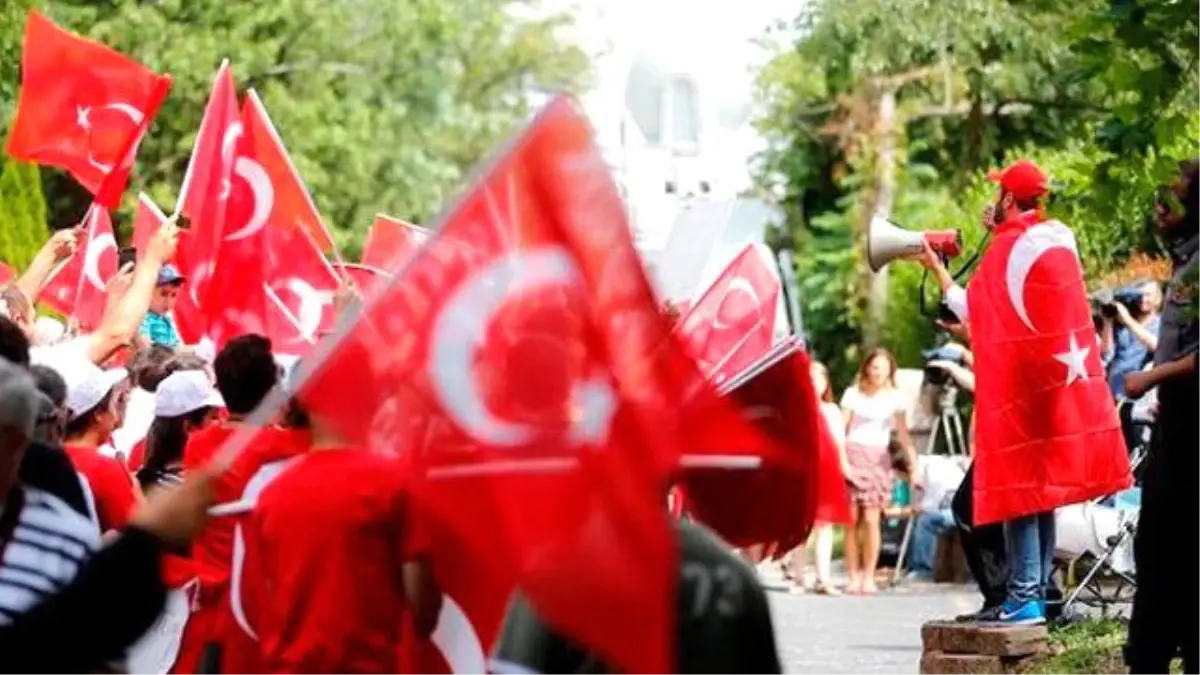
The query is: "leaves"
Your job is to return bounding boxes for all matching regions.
[752,0,1198,385]
[0,0,589,250]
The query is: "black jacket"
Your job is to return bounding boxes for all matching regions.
[0,527,167,673]
[19,440,90,518]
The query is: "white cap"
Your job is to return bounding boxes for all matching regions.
[154,369,224,417]
[65,364,128,420]
[34,317,66,346]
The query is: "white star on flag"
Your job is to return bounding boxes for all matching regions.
[1053,331,1091,386]
[75,105,92,131]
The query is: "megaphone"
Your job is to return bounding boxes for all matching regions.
[866,214,963,272]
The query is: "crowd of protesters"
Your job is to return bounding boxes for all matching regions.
[0,212,787,673]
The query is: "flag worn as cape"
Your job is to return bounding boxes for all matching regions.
[967,212,1130,524]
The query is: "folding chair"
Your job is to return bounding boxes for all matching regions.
[1052,452,1145,617]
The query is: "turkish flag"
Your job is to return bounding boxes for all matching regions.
[363,214,424,270]
[678,244,780,387]
[206,90,336,347]
[0,263,13,286]
[679,339,822,556]
[38,204,117,329]
[967,212,1131,524]
[263,222,339,355]
[6,10,171,208]
[236,91,333,252]
[175,60,240,313]
[291,96,779,673]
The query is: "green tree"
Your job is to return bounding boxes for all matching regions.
[753,0,1198,385]
[1,0,589,258]
[0,157,49,270]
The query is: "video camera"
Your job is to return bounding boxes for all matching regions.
[1090,287,1144,320]
[922,346,965,388]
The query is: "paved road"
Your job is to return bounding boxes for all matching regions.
[764,574,980,674]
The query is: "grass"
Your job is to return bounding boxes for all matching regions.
[1025,617,1186,674]
[1024,618,1127,674]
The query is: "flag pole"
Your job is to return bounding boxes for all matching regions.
[67,204,99,328]
[263,285,317,345]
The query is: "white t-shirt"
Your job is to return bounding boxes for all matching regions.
[110,387,155,458]
[29,336,93,371]
[915,455,967,514]
[840,385,905,448]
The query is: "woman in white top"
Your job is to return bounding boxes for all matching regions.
[840,348,918,594]
[789,361,853,594]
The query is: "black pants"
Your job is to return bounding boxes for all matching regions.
[952,465,1008,609]
[1127,394,1200,674]
[951,465,1064,616]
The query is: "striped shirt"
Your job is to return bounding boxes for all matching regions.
[0,485,100,625]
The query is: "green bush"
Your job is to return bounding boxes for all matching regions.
[0,156,49,270]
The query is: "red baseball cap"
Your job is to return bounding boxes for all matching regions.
[987,159,1048,200]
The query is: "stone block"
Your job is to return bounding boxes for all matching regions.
[920,651,1005,674]
[922,621,1048,657]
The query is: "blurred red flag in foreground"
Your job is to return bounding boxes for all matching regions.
[680,338,822,558]
[678,244,781,387]
[291,96,781,673]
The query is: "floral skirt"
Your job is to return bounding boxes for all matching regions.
[845,442,894,510]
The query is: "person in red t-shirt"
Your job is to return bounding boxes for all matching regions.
[217,400,312,675]
[173,335,281,674]
[60,362,139,533]
[244,396,442,673]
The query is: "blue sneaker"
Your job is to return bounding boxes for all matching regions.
[998,600,1046,625]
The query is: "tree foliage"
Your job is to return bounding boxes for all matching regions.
[0,0,589,258]
[753,0,1199,384]
[0,157,48,270]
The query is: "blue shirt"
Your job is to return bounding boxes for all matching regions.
[1106,315,1161,397]
[139,311,180,348]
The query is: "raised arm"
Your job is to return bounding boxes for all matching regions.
[14,229,79,303]
[82,220,178,364]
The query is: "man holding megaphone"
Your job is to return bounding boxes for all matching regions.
[900,159,1131,626]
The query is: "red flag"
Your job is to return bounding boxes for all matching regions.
[967,212,1131,524]
[6,11,171,208]
[363,214,422,270]
[131,192,164,254]
[678,244,780,386]
[175,60,240,310]
[0,263,13,286]
[203,93,277,347]
[679,340,822,555]
[237,91,333,252]
[263,222,340,354]
[290,97,783,673]
[38,205,117,328]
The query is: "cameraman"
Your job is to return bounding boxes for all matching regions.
[1100,280,1162,398]
[926,343,975,393]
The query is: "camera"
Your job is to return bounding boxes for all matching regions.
[1090,287,1143,320]
[922,346,965,387]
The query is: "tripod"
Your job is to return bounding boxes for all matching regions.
[891,383,967,586]
[926,383,969,456]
